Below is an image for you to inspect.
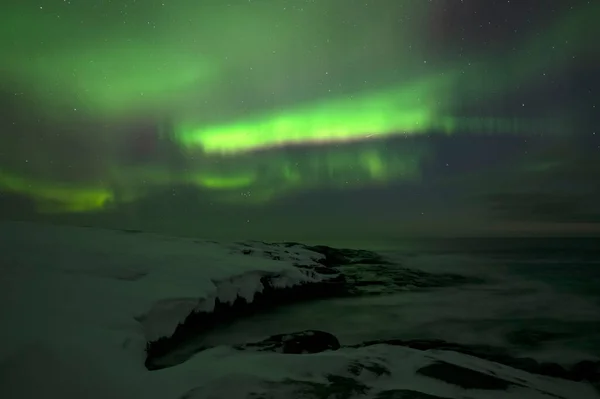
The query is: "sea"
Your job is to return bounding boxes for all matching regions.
[177,237,600,367]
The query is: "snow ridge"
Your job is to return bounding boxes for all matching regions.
[0,222,339,349]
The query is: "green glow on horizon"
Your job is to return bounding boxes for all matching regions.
[0,170,113,213]
[183,142,428,203]
[0,141,426,211]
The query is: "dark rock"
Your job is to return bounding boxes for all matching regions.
[120,228,142,234]
[145,274,348,370]
[294,265,341,275]
[537,362,567,379]
[308,245,353,266]
[510,357,541,373]
[569,360,600,381]
[416,361,514,390]
[506,329,570,349]
[281,243,482,296]
[263,375,370,399]
[347,360,391,377]
[338,264,484,296]
[375,390,451,399]
[236,330,340,354]
[304,245,393,267]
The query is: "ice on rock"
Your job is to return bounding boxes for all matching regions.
[215,273,264,305]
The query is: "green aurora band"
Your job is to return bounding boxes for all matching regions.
[0,140,428,212]
[0,1,594,213]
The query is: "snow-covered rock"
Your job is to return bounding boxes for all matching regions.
[0,222,337,397]
[162,344,600,399]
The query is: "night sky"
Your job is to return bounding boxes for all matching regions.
[0,0,598,242]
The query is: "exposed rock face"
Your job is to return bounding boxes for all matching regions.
[301,244,394,267]
[235,330,341,354]
[417,361,515,390]
[144,275,346,369]
[506,328,573,349]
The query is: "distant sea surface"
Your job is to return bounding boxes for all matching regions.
[382,237,600,300]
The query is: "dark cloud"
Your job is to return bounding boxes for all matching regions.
[473,138,600,226]
[485,193,600,224]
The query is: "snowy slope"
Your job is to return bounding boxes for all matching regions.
[0,221,332,399]
[159,344,599,399]
[0,221,598,399]
[0,222,327,345]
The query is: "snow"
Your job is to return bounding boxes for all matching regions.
[0,222,324,344]
[0,221,598,399]
[156,344,599,399]
[0,222,327,397]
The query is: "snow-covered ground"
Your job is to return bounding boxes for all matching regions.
[0,222,598,399]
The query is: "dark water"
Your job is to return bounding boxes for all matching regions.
[386,237,600,299]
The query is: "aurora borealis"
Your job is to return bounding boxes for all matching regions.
[0,0,598,239]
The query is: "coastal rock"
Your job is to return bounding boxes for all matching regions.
[300,244,485,296]
[506,328,572,349]
[570,360,600,382]
[236,330,341,354]
[144,275,346,369]
[303,244,394,266]
[338,263,484,295]
[417,361,514,390]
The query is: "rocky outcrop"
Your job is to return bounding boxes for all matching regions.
[300,244,394,267]
[235,330,341,354]
[506,328,573,349]
[417,361,515,390]
[334,263,484,295]
[298,244,485,296]
[144,274,347,370]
